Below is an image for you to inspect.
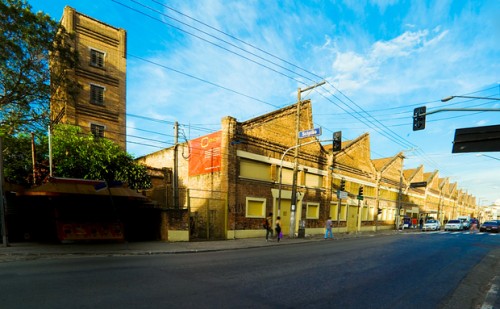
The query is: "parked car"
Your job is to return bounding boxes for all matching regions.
[457,216,471,229]
[444,219,463,231]
[479,220,500,233]
[459,219,471,230]
[422,219,441,231]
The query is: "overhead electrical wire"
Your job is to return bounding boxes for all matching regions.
[117,0,419,152]
[113,0,493,171]
[139,0,422,150]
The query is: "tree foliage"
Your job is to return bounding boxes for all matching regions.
[0,0,78,134]
[51,125,152,190]
[2,132,48,186]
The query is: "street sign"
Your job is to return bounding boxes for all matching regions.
[337,190,348,199]
[410,181,427,188]
[357,195,364,200]
[452,124,500,153]
[299,127,322,138]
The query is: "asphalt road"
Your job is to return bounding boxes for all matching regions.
[0,232,498,308]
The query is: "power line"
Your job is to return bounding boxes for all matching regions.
[115,0,426,153]
[127,54,280,109]
[112,1,493,172]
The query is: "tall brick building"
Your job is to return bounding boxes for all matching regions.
[51,6,127,149]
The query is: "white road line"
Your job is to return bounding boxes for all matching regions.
[481,276,499,309]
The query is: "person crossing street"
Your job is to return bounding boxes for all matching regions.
[324,217,334,239]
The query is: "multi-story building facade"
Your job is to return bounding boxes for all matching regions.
[51,6,127,149]
[137,100,478,242]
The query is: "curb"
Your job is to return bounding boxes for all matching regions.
[0,230,416,262]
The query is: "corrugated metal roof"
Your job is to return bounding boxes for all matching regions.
[19,177,147,200]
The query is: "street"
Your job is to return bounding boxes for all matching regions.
[0,232,498,308]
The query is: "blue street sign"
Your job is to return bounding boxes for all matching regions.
[299,127,322,138]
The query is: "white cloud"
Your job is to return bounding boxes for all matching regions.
[372,30,427,59]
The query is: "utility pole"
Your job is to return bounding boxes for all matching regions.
[48,125,53,177]
[31,133,36,185]
[289,89,301,238]
[173,122,179,208]
[0,137,8,246]
[289,81,326,238]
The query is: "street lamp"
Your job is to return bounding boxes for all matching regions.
[441,95,500,102]
[277,138,332,237]
[476,153,500,161]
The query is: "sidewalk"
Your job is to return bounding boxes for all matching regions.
[0,229,413,263]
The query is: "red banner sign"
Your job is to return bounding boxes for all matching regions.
[189,131,222,176]
[57,222,124,241]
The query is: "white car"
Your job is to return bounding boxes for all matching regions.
[459,219,471,230]
[422,219,441,231]
[444,219,463,231]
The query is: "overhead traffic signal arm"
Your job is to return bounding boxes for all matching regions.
[412,106,500,131]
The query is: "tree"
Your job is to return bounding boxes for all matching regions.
[0,0,78,134]
[51,125,152,190]
[2,132,48,186]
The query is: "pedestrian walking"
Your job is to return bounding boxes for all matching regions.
[324,217,333,239]
[275,216,282,242]
[264,212,273,241]
[419,217,423,229]
[470,217,479,233]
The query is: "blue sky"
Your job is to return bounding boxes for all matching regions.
[28,0,500,206]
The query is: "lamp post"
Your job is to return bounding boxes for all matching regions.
[395,148,416,230]
[277,138,332,237]
[476,153,500,161]
[441,95,500,102]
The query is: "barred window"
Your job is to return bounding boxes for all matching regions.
[91,124,105,138]
[306,203,320,219]
[90,49,104,68]
[245,197,266,218]
[90,84,104,105]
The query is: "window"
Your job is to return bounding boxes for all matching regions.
[246,197,266,218]
[306,203,320,219]
[90,49,105,68]
[305,173,322,188]
[90,84,104,105]
[91,124,105,138]
[361,206,368,221]
[339,204,347,221]
[330,202,338,220]
[239,159,271,181]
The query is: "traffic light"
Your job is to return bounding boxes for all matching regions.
[340,178,345,191]
[332,131,342,151]
[358,186,364,197]
[377,209,382,215]
[413,106,426,131]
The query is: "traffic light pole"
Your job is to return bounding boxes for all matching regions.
[423,108,500,115]
[413,105,500,131]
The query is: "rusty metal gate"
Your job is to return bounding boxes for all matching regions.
[188,189,227,241]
